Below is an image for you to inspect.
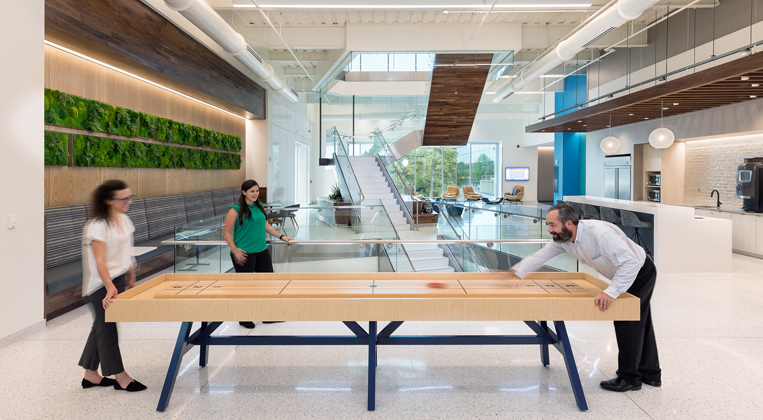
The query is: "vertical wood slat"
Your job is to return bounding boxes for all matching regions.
[44,45,247,206]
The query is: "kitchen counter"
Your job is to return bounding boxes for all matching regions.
[673,202,763,217]
[564,196,732,274]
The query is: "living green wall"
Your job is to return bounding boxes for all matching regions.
[45,88,241,151]
[44,89,242,170]
[45,89,138,137]
[44,131,68,166]
[71,135,241,170]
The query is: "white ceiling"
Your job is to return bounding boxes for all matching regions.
[233,8,664,27]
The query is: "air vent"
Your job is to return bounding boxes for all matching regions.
[246,46,263,64]
[582,27,616,48]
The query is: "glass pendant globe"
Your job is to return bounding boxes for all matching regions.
[648,127,675,149]
[600,136,620,154]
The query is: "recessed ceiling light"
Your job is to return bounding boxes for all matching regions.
[443,9,449,14]
[662,107,669,110]
[742,76,750,81]
[645,117,649,120]
[753,84,760,87]
[673,103,679,105]
[752,95,758,98]
[629,113,634,116]
[578,121,582,123]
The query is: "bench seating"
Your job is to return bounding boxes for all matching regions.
[44,187,243,319]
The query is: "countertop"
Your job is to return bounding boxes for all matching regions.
[673,202,763,217]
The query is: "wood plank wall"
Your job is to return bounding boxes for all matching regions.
[44,45,246,207]
[45,0,265,118]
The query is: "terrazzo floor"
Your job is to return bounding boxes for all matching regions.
[3,254,763,419]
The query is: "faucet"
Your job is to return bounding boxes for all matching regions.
[710,190,722,207]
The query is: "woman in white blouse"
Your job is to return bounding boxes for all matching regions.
[78,180,146,392]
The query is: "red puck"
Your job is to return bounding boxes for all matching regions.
[426,282,447,288]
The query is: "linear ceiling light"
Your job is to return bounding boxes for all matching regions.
[44,40,246,120]
[234,4,593,9]
[485,91,544,94]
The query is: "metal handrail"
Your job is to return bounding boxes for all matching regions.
[375,155,416,229]
[162,239,549,246]
[437,207,462,240]
[374,129,414,194]
[379,108,425,136]
[330,127,365,203]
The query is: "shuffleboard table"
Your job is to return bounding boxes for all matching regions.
[106,272,639,412]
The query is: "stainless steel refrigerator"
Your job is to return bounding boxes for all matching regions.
[604,155,631,200]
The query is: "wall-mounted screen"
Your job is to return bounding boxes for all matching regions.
[505,167,530,181]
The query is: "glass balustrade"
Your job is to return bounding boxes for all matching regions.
[171,202,414,274]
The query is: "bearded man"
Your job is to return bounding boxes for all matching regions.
[510,203,661,392]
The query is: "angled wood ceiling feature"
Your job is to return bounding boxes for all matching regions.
[526,51,763,134]
[423,54,493,146]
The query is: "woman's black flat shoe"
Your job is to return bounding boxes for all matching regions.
[114,380,147,392]
[82,377,117,388]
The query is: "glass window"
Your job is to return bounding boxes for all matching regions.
[360,54,388,71]
[416,54,434,71]
[390,53,417,72]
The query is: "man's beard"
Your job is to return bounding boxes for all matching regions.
[551,226,573,244]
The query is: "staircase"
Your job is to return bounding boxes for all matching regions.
[348,156,453,273]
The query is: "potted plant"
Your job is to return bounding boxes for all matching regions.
[328,184,343,201]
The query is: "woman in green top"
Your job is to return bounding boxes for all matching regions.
[223,179,292,329]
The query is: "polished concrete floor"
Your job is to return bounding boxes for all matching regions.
[3,253,763,419]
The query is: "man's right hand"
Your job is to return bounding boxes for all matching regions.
[507,269,521,288]
[233,248,248,265]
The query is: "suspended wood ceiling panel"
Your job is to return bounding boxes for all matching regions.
[423,54,493,146]
[46,0,266,119]
[526,51,763,134]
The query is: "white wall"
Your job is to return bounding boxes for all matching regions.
[246,118,268,186]
[0,0,44,340]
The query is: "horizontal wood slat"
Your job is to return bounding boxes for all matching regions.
[45,0,266,119]
[526,51,763,133]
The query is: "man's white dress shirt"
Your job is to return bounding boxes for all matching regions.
[513,220,647,299]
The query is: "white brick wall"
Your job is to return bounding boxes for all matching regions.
[684,135,763,208]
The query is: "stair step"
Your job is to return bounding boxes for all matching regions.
[403,243,443,252]
[410,257,452,271]
[406,248,445,260]
[364,193,394,200]
[415,267,456,273]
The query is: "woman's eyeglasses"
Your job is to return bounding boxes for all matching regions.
[114,195,135,203]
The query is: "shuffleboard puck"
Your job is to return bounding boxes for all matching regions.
[426,282,447,288]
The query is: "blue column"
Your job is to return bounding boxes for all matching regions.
[553,75,587,203]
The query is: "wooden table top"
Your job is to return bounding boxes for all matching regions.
[106,272,639,322]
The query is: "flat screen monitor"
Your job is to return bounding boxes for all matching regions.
[505,167,530,181]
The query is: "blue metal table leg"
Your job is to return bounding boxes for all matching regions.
[540,321,550,367]
[368,321,377,411]
[553,321,588,411]
[199,322,209,368]
[157,322,193,412]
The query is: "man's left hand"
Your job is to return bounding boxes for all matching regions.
[594,292,614,312]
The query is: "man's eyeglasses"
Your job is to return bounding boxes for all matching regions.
[114,195,135,203]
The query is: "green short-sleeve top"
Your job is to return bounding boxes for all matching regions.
[230,203,268,254]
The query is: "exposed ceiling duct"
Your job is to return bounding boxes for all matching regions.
[164,0,299,103]
[492,0,660,104]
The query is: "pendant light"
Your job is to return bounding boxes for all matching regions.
[649,99,675,149]
[600,113,620,154]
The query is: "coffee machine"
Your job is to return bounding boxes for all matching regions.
[736,157,763,212]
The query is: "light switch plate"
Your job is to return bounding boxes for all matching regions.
[8,214,17,229]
